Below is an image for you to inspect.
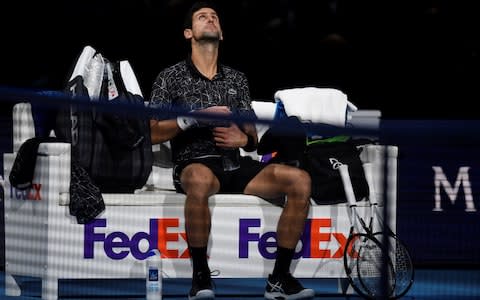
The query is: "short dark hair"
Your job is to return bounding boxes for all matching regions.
[183,0,219,29]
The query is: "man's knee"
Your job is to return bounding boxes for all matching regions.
[282,166,310,194]
[289,169,311,211]
[296,168,311,194]
[181,164,219,195]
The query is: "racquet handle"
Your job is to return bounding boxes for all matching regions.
[338,164,357,207]
[362,163,379,205]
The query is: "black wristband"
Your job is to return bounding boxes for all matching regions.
[243,134,256,152]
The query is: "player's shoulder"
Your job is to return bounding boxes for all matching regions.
[221,64,247,80]
[155,60,188,79]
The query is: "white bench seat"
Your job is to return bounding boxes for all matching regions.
[3,102,394,300]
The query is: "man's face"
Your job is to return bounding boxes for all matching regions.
[189,7,223,42]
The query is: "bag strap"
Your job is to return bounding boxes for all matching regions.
[306,135,350,146]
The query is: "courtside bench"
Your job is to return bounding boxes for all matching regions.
[2,102,396,300]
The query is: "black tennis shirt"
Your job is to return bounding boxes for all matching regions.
[149,57,257,164]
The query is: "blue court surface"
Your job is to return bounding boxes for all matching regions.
[1,267,479,299]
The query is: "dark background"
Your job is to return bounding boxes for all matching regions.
[1,1,480,271]
[1,0,479,119]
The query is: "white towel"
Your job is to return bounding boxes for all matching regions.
[120,60,143,97]
[69,45,105,100]
[274,87,358,127]
[251,100,276,120]
[250,100,277,143]
[69,45,96,81]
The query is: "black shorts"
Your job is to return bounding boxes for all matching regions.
[173,156,266,194]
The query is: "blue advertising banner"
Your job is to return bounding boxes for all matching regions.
[382,120,480,266]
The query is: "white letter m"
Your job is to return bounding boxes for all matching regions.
[432,166,476,212]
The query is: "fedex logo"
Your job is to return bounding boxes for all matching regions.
[84,218,189,260]
[84,217,350,261]
[239,218,348,259]
[9,184,42,201]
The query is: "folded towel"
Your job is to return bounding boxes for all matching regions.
[274,87,358,127]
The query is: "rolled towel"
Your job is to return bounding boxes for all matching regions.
[251,100,277,142]
[274,87,358,127]
[251,100,276,120]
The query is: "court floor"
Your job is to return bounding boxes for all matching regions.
[1,267,479,299]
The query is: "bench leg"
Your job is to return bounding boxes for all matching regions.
[42,274,58,300]
[5,273,21,296]
[337,277,354,295]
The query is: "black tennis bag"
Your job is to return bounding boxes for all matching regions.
[258,116,369,204]
[56,46,152,193]
[301,139,369,204]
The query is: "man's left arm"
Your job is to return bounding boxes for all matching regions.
[236,73,258,151]
[240,122,258,152]
[211,122,257,151]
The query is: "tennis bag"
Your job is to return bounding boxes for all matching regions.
[301,138,369,204]
[56,46,152,193]
[258,116,369,204]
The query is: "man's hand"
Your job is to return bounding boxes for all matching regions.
[212,123,248,149]
[196,105,232,127]
[177,106,231,130]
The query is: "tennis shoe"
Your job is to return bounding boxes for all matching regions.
[188,270,215,300]
[264,273,315,300]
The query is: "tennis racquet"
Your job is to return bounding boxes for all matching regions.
[339,164,396,299]
[362,162,414,299]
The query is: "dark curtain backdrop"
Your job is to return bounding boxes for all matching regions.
[1,0,479,119]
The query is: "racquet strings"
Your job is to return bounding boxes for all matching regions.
[381,232,414,297]
[357,235,395,297]
[345,233,371,297]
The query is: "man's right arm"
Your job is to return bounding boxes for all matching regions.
[150,72,187,144]
[150,119,181,144]
[150,113,202,144]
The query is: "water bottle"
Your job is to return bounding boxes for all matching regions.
[146,249,162,300]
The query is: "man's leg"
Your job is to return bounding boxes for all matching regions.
[244,163,311,248]
[244,163,315,299]
[180,163,220,300]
